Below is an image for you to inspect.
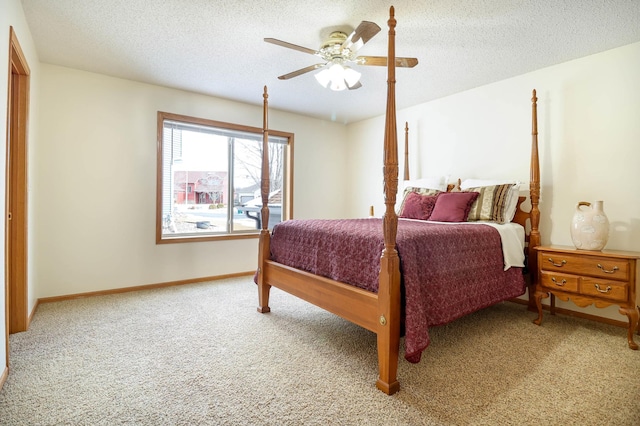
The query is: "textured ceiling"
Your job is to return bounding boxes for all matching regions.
[20,0,640,124]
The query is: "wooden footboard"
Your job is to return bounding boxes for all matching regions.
[263,260,379,332]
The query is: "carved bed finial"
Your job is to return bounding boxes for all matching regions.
[529,90,540,247]
[382,5,398,253]
[404,122,409,181]
[528,89,541,304]
[260,86,270,232]
[376,4,401,396]
[257,86,272,314]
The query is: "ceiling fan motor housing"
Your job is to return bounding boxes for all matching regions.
[320,31,349,61]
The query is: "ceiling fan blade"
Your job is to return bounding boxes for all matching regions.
[264,38,318,56]
[351,21,381,46]
[277,63,326,80]
[342,21,381,54]
[355,56,419,68]
[347,81,362,90]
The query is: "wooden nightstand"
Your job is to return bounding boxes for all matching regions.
[533,245,640,349]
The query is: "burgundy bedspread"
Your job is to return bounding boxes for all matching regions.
[268,218,525,363]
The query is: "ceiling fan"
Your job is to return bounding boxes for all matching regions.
[265,21,418,91]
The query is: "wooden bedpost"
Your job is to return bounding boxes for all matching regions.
[527,89,541,310]
[376,6,401,395]
[403,122,409,181]
[257,85,272,314]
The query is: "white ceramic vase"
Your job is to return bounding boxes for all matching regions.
[570,200,609,251]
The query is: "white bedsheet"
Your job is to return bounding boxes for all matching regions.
[475,221,526,270]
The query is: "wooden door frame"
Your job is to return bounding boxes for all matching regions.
[5,25,30,352]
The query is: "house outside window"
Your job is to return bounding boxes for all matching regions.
[157,111,292,243]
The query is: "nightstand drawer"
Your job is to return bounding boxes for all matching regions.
[539,251,630,281]
[539,271,579,293]
[580,277,628,302]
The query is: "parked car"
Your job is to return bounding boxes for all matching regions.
[234,193,255,213]
[241,190,283,229]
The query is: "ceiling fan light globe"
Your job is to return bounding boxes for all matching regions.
[329,64,350,91]
[328,63,345,79]
[314,68,332,88]
[343,67,361,88]
[329,79,347,91]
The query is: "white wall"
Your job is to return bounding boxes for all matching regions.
[346,41,640,321]
[1,0,41,381]
[33,65,348,298]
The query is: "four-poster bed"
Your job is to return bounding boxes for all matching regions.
[256,6,541,395]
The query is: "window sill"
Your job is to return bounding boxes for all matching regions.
[156,232,260,244]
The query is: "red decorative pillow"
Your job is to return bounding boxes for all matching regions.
[399,192,438,220]
[428,192,480,222]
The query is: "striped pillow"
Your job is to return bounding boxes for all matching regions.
[463,183,517,223]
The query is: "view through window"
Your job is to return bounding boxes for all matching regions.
[157,112,290,243]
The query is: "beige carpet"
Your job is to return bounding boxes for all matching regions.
[1,277,639,425]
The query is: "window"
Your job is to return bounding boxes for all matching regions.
[157,111,292,243]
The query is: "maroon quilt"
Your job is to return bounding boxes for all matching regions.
[268,218,526,363]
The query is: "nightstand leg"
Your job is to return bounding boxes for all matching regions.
[619,306,639,350]
[533,290,549,326]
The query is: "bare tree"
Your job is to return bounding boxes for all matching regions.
[234,139,284,193]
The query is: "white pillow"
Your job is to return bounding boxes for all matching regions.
[504,184,521,222]
[460,178,518,190]
[403,176,448,192]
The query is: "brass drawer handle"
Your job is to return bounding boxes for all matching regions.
[594,283,612,294]
[597,264,619,274]
[548,258,567,267]
[551,277,567,286]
